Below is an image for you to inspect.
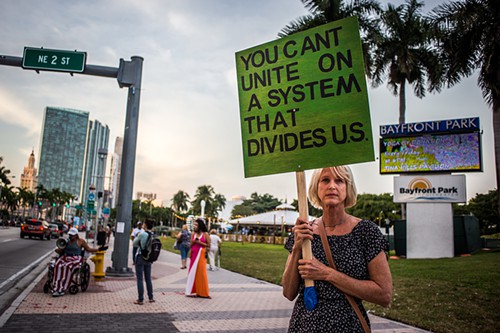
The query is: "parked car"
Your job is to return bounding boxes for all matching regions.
[20,219,51,240]
[48,223,61,239]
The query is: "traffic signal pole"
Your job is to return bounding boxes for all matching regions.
[106,56,143,277]
[0,51,144,277]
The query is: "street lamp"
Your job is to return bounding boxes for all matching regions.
[93,148,108,246]
[200,200,206,218]
[97,148,108,227]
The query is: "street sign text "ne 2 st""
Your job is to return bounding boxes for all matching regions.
[22,47,86,73]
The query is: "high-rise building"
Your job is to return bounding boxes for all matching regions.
[81,120,110,206]
[37,107,110,204]
[20,149,38,192]
[109,137,123,208]
[38,107,89,198]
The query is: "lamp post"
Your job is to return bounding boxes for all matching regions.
[94,148,108,246]
[200,200,206,219]
[273,214,276,244]
[97,148,108,225]
[281,214,285,237]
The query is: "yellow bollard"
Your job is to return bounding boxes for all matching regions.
[90,250,106,280]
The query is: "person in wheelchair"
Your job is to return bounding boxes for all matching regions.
[51,227,103,297]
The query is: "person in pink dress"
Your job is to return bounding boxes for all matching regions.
[185,218,211,298]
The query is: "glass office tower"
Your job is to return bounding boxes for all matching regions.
[38,107,89,198]
[81,120,110,206]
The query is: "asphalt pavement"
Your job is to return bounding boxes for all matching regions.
[0,233,431,333]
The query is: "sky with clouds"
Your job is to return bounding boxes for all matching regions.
[0,0,496,207]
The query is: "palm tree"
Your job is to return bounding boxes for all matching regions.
[45,187,63,221]
[213,193,227,216]
[431,0,500,214]
[279,0,381,75]
[0,157,12,195]
[192,185,216,217]
[171,190,190,213]
[2,186,18,223]
[0,158,14,222]
[171,190,190,228]
[34,184,47,218]
[370,0,443,124]
[16,187,34,219]
[144,199,154,217]
[0,166,12,186]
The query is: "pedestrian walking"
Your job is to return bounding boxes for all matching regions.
[208,229,221,271]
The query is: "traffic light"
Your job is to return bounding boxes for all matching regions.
[65,204,70,208]
[52,203,56,207]
[38,201,42,206]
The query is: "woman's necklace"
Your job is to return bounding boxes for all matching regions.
[323,214,350,228]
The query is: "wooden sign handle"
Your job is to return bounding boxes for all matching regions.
[296,171,314,288]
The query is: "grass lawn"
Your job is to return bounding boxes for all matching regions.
[161,237,499,333]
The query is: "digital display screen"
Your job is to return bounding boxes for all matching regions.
[379,132,482,174]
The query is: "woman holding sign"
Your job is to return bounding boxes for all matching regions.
[282,166,392,332]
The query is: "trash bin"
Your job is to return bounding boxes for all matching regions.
[393,220,406,257]
[453,215,481,255]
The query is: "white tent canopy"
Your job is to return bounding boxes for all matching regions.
[229,205,314,227]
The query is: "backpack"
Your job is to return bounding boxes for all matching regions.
[141,231,162,263]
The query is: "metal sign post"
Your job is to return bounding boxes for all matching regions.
[0,48,143,277]
[107,56,143,276]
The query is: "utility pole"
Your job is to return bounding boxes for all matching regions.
[106,56,143,277]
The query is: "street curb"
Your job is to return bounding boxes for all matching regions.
[0,250,52,328]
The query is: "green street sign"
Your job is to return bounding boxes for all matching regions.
[75,205,83,210]
[22,47,86,73]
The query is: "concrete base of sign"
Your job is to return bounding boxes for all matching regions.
[407,202,454,258]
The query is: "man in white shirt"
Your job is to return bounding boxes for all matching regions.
[208,229,222,271]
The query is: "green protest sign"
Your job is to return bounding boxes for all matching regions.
[235,16,374,178]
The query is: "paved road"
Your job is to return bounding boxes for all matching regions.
[0,228,53,282]
[0,227,54,315]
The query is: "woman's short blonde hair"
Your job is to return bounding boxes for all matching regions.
[308,166,357,209]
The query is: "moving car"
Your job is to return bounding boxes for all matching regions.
[20,219,51,240]
[48,223,61,239]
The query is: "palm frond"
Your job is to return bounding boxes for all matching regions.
[278,14,326,37]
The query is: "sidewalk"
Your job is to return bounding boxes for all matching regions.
[0,235,431,333]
